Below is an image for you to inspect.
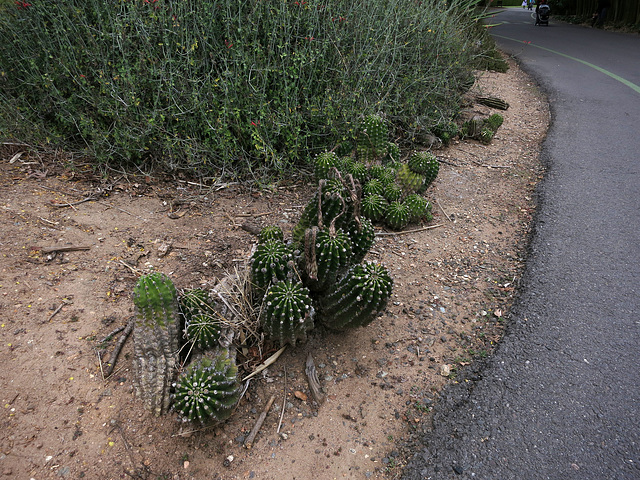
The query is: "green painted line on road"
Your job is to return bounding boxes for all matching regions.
[494,34,640,95]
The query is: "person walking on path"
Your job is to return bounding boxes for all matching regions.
[592,0,611,27]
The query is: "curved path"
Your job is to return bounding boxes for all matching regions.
[402,8,640,480]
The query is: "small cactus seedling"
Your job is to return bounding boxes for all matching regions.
[361,194,388,222]
[404,194,433,223]
[258,225,284,244]
[250,239,294,293]
[172,350,241,424]
[319,262,393,330]
[313,151,340,181]
[133,272,182,416]
[262,279,315,347]
[347,217,375,264]
[396,164,425,193]
[385,201,411,230]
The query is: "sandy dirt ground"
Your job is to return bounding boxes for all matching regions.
[0,56,549,480]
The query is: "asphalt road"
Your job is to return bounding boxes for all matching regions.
[402,8,640,480]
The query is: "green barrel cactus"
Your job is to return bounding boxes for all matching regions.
[292,177,356,244]
[379,166,399,186]
[346,161,368,185]
[258,225,284,244]
[357,114,388,162]
[480,127,495,145]
[368,164,387,181]
[384,142,401,164]
[432,121,459,147]
[408,151,437,176]
[396,164,425,193]
[363,178,385,197]
[385,200,411,230]
[361,194,388,222]
[319,262,393,330]
[184,313,223,350]
[133,272,182,416]
[250,238,293,293]
[347,217,376,264]
[404,194,433,223]
[172,350,241,424]
[486,113,504,132]
[406,151,439,189]
[383,182,403,203]
[303,226,353,292]
[179,288,210,320]
[262,279,315,347]
[313,151,340,181]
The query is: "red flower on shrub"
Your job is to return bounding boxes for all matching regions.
[15,1,32,8]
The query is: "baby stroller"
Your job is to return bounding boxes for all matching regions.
[535,3,551,26]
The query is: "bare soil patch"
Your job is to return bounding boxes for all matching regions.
[0,57,548,480]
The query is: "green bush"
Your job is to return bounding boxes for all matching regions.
[0,0,494,180]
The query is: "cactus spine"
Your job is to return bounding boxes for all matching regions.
[133,272,181,416]
[319,262,393,330]
[172,350,241,424]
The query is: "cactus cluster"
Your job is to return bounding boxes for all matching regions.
[431,121,459,147]
[172,350,242,424]
[133,272,182,416]
[462,113,504,144]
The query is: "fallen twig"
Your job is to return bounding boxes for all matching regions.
[39,245,91,254]
[277,366,287,434]
[244,395,276,449]
[375,224,443,236]
[242,345,287,381]
[118,260,142,276]
[45,299,72,323]
[436,198,452,222]
[104,317,135,378]
[50,197,96,208]
[305,353,325,405]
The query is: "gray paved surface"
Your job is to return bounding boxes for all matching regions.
[402,8,640,480]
